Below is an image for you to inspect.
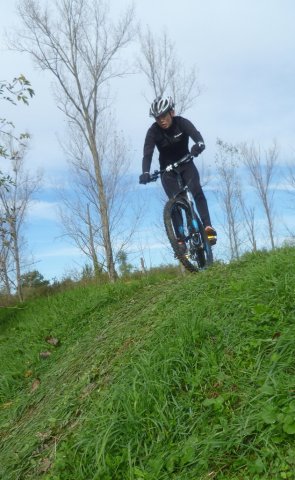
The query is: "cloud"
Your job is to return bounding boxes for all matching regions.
[271,181,295,192]
[29,200,59,221]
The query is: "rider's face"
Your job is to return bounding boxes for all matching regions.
[156,111,174,129]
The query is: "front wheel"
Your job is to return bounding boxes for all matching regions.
[163,197,213,273]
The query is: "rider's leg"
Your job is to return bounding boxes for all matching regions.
[181,161,212,228]
[181,162,217,244]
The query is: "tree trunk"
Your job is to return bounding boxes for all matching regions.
[10,219,23,301]
[264,202,275,250]
[86,203,101,279]
[0,255,11,294]
[91,147,117,282]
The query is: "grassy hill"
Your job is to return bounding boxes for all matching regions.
[0,248,295,479]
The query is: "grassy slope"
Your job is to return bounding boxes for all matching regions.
[0,248,295,480]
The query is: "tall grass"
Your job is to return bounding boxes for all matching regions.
[1,248,295,479]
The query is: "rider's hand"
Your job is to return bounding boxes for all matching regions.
[191,142,205,157]
[139,172,151,184]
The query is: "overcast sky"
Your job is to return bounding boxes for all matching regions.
[1,0,295,280]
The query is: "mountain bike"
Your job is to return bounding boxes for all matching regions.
[149,154,213,273]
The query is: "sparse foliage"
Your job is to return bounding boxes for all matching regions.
[238,194,258,252]
[0,75,34,106]
[20,270,50,288]
[137,27,201,113]
[241,141,278,250]
[0,75,34,184]
[281,158,295,239]
[285,160,295,206]
[215,139,243,260]
[117,250,133,277]
[58,116,140,278]
[0,139,42,301]
[0,76,36,299]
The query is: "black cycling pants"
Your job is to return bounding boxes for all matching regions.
[161,160,211,235]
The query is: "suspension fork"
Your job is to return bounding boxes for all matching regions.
[174,175,199,238]
[186,188,199,234]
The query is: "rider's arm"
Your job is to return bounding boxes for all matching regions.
[142,127,156,173]
[180,117,205,144]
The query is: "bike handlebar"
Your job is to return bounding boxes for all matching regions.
[149,154,193,182]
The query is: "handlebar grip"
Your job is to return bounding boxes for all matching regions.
[149,172,159,182]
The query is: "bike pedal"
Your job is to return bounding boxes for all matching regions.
[174,252,190,259]
[208,235,217,245]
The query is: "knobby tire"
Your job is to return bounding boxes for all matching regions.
[163,197,213,273]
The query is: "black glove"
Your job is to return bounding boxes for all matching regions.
[191,142,205,157]
[139,172,151,184]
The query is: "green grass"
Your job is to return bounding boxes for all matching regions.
[1,248,295,479]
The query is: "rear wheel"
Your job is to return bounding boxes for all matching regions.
[163,197,213,273]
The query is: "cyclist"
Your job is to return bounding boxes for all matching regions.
[139,95,217,248]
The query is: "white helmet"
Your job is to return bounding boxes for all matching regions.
[149,95,175,118]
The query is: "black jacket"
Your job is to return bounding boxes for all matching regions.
[142,116,204,171]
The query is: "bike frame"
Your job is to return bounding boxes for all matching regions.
[149,154,200,237]
[149,153,213,271]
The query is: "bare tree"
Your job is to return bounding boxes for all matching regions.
[215,139,243,260]
[58,116,141,276]
[238,194,257,252]
[0,137,41,300]
[241,141,278,250]
[285,158,295,204]
[0,216,12,295]
[137,26,201,113]
[13,0,135,281]
[281,156,295,240]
